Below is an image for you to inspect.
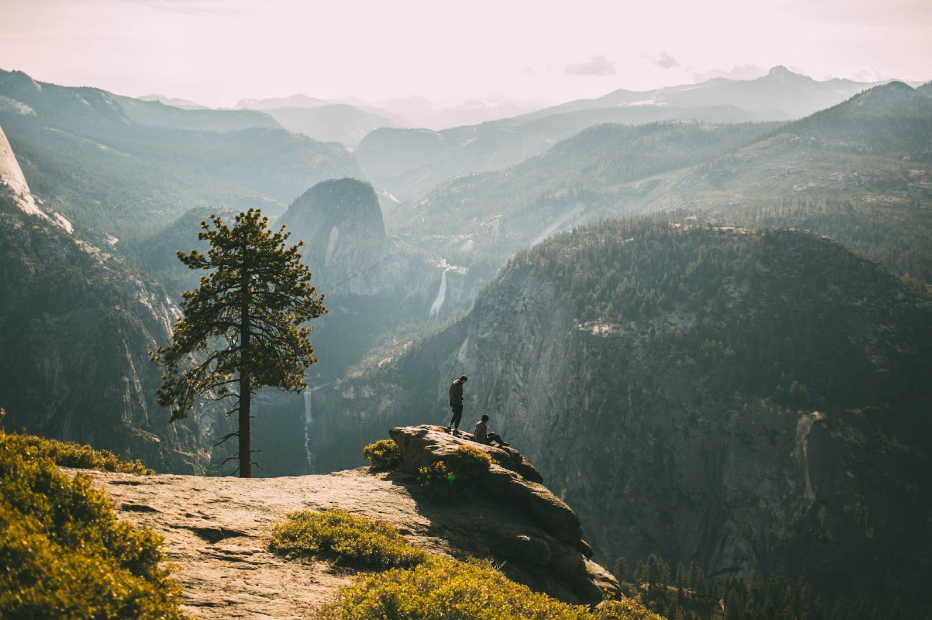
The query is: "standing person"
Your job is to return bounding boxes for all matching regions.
[473,414,508,447]
[448,375,467,434]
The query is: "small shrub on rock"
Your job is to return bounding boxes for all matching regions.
[269,509,427,569]
[417,460,458,501]
[0,431,184,618]
[453,444,493,478]
[362,439,402,470]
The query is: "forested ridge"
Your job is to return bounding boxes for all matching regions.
[509,215,932,414]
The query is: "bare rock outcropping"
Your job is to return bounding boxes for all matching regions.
[389,425,619,605]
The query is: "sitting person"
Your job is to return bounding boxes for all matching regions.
[473,414,509,447]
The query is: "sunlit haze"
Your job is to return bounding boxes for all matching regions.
[2,0,931,108]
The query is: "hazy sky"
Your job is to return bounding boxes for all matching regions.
[1,0,930,107]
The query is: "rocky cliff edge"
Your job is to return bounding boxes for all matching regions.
[86,425,618,618]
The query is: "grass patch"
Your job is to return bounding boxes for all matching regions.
[1,430,152,474]
[325,555,665,620]
[269,509,427,569]
[362,439,402,471]
[0,425,184,619]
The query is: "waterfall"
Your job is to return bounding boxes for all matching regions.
[302,388,315,474]
[430,267,452,317]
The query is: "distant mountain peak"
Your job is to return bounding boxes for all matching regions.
[278,179,389,280]
[763,65,814,83]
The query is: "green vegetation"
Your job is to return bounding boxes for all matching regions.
[0,419,184,619]
[413,448,491,501]
[271,509,663,620]
[362,439,402,470]
[510,215,932,411]
[151,209,327,477]
[0,431,151,474]
[416,460,457,500]
[269,509,427,569]
[327,556,667,620]
[452,444,494,477]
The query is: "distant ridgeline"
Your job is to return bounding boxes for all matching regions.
[0,68,365,248]
[388,81,932,285]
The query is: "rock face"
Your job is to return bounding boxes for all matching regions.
[309,224,932,608]
[388,425,619,605]
[277,178,390,290]
[0,188,217,473]
[0,122,70,232]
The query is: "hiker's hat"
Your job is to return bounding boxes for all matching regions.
[459,375,468,381]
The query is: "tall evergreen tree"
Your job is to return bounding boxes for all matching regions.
[150,209,327,477]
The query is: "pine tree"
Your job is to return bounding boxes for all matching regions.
[614,556,628,583]
[150,209,327,477]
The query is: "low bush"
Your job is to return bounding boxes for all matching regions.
[326,556,589,620]
[325,555,664,620]
[417,460,458,501]
[0,429,184,618]
[453,444,493,478]
[269,509,427,569]
[1,432,152,474]
[595,599,667,620]
[362,439,402,470]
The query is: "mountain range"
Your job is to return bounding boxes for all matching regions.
[2,64,932,616]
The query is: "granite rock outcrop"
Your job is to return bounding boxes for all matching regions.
[388,424,618,605]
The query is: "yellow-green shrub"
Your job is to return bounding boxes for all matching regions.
[327,558,665,620]
[1,431,152,474]
[326,556,591,620]
[271,510,667,620]
[453,444,493,478]
[594,599,667,620]
[362,439,402,470]
[269,509,427,569]
[0,431,184,619]
[417,460,459,501]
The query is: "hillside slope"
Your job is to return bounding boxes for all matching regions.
[0,188,218,472]
[0,69,366,246]
[388,82,932,284]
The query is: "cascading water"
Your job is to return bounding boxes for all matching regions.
[430,267,452,317]
[302,388,315,474]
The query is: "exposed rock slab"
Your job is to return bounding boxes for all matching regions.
[84,451,618,617]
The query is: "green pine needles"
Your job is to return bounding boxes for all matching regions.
[150,208,327,477]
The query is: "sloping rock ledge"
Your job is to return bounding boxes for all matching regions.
[82,426,618,618]
[389,424,619,604]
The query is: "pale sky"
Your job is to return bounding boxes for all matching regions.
[1,0,930,108]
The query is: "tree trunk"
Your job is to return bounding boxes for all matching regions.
[239,372,251,478]
[239,242,252,479]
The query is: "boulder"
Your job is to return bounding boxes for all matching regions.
[386,425,621,605]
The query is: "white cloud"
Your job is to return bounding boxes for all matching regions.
[565,55,617,77]
[647,52,680,70]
